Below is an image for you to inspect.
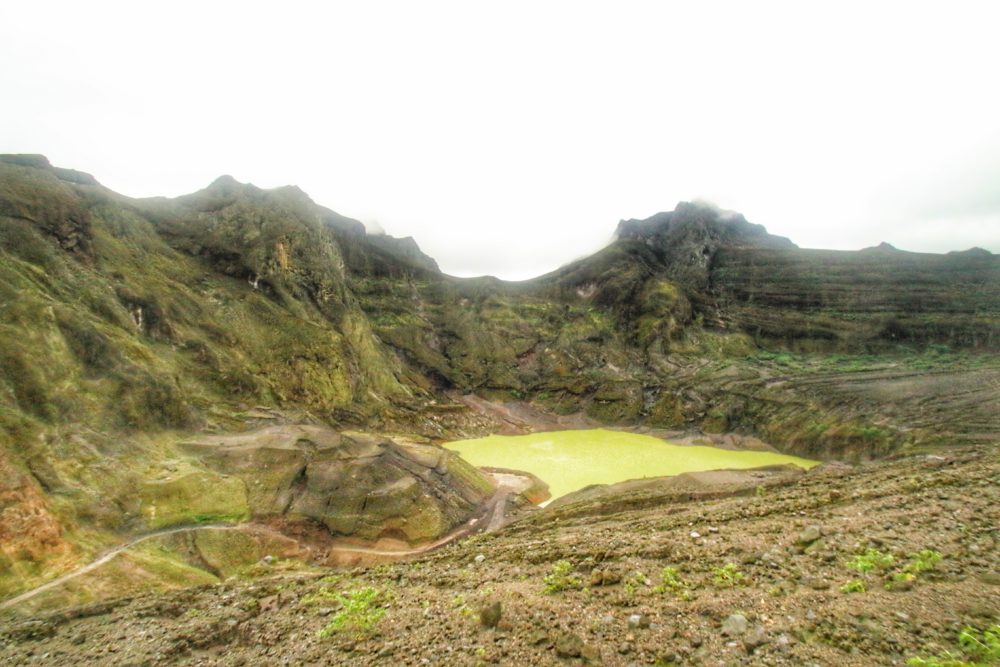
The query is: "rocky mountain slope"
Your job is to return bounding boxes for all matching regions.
[1,153,998,619]
[1,447,996,666]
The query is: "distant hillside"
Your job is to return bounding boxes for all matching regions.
[543,201,999,350]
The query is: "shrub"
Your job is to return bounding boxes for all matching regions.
[885,549,943,589]
[903,549,942,575]
[885,571,916,590]
[958,626,1000,663]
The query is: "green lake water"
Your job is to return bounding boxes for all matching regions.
[444,429,818,501]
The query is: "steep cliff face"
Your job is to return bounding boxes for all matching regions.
[2,157,996,453]
[0,156,416,429]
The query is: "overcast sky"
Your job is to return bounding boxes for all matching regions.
[3,1,998,279]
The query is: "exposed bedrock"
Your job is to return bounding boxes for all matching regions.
[178,425,493,543]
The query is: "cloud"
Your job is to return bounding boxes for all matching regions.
[362,219,387,236]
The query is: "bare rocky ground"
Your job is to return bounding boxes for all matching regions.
[1,448,997,666]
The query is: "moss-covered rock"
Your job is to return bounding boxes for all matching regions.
[585,382,643,423]
[139,470,249,530]
[180,425,492,543]
[156,526,302,578]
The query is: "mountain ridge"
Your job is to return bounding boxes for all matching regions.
[5,154,993,280]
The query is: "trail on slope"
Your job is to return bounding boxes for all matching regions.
[0,524,240,612]
[0,475,524,612]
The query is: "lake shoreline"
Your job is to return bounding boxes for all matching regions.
[443,429,818,502]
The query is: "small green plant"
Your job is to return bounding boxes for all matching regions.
[712,563,747,588]
[317,587,387,638]
[846,548,895,573]
[543,560,582,594]
[371,563,394,578]
[623,571,648,597]
[839,579,866,594]
[907,625,1000,667]
[450,593,476,617]
[958,626,1000,663]
[885,571,916,590]
[886,549,943,589]
[903,549,942,575]
[652,566,692,600]
[907,659,972,667]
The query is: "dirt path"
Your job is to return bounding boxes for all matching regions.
[0,473,528,612]
[0,523,242,612]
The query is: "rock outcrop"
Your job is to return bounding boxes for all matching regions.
[179,426,494,542]
[615,201,797,291]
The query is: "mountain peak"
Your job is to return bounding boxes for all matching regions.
[206,174,243,190]
[615,202,796,251]
[862,241,900,252]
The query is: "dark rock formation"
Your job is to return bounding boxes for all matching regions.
[615,201,796,290]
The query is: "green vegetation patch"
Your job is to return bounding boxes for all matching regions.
[543,560,583,594]
[908,625,1000,667]
[317,586,388,638]
[711,563,748,588]
[140,470,249,529]
[652,566,693,600]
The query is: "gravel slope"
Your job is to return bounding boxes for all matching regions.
[1,448,997,666]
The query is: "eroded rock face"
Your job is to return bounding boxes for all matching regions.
[0,454,74,598]
[179,426,493,543]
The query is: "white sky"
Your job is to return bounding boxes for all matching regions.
[3,1,999,279]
